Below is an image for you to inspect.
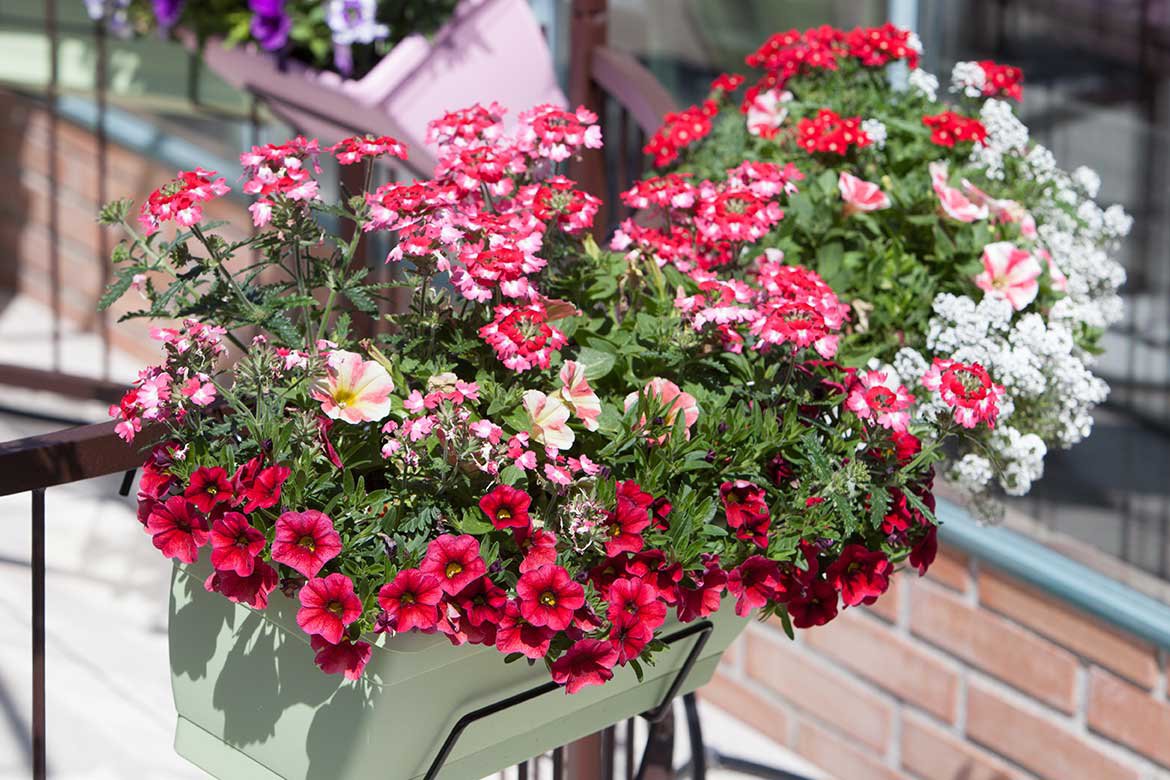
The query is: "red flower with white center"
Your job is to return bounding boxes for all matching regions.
[786,576,839,628]
[745,88,793,139]
[693,183,784,245]
[929,161,988,223]
[137,168,230,235]
[826,545,892,607]
[479,485,532,530]
[478,303,568,373]
[310,636,373,680]
[643,100,718,167]
[606,577,668,631]
[377,568,443,633]
[329,134,407,165]
[623,378,700,445]
[453,577,507,628]
[745,27,846,86]
[838,172,890,215]
[239,137,322,226]
[437,143,525,195]
[845,23,920,68]
[603,480,654,557]
[271,509,343,579]
[620,173,698,212]
[749,256,849,359]
[921,111,987,148]
[184,466,233,514]
[796,109,871,155]
[204,560,279,609]
[517,177,601,235]
[677,556,728,622]
[233,460,291,513]
[425,102,506,151]
[516,104,603,162]
[516,564,585,631]
[551,639,619,694]
[419,534,487,595]
[297,573,363,645]
[610,612,654,665]
[921,359,1005,429]
[710,73,745,93]
[209,511,266,576]
[145,496,209,564]
[974,241,1042,311]
[727,555,781,617]
[977,60,1024,100]
[720,480,771,548]
[496,601,555,659]
[846,370,914,432]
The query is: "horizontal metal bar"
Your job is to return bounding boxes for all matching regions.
[0,421,159,496]
[0,364,127,405]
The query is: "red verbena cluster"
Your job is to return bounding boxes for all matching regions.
[643,100,718,167]
[796,109,872,155]
[138,168,231,235]
[921,111,988,148]
[978,60,1024,100]
[328,134,408,165]
[239,136,323,227]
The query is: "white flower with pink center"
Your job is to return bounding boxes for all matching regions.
[929,161,988,223]
[974,242,1042,311]
[746,89,793,139]
[311,350,394,424]
[522,390,575,451]
[838,172,890,215]
[845,370,914,432]
[558,361,602,432]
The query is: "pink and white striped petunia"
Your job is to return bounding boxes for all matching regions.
[311,350,394,424]
[558,360,602,432]
[838,172,890,215]
[973,241,1043,311]
[522,390,575,451]
[929,161,988,223]
[746,89,794,139]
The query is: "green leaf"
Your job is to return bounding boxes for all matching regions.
[576,346,616,380]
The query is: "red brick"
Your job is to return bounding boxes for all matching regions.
[745,627,895,751]
[966,682,1140,780]
[794,718,904,780]
[900,710,1031,780]
[867,571,903,623]
[1086,668,1170,767]
[804,611,959,722]
[699,670,790,747]
[926,546,971,592]
[910,584,1079,713]
[979,571,1159,689]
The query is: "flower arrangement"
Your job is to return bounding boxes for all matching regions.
[103,89,996,691]
[84,0,459,77]
[641,25,1130,513]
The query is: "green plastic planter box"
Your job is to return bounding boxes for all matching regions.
[168,560,749,780]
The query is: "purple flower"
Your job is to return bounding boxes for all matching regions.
[152,0,185,28]
[248,0,291,51]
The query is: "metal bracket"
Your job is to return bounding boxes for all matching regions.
[422,618,715,780]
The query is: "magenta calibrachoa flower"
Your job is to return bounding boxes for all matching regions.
[271,510,342,579]
[297,573,363,645]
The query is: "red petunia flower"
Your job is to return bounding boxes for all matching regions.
[184,466,233,514]
[479,485,532,530]
[516,564,585,631]
[377,568,443,633]
[624,550,684,604]
[909,526,938,576]
[727,555,781,617]
[826,545,891,607]
[604,480,654,557]
[204,559,279,609]
[310,635,373,680]
[610,612,654,664]
[453,576,507,628]
[606,577,668,631]
[209,511,267,576]
[496,600,555,659]
[518,528,559,573]
[720,480,771,548]
[786,576,839,628]
[297,573,363,645]
[234,460,291,513]
[271,510,343,579]
[677,556,728,622]
[146,496,209,564]
[419,534,487,595]
[550,639,619,694]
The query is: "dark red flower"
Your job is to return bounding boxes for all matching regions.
[727,555,781,617]
[204,559,279,608]
[786,577,839,628]
[296,573,363,645]
[209,511,267,576]
[767,453,794,486]
[516,564,585,630]
[624,550,683,604]
[479,485,532,530]
[610,613,654,664]
[909,526,938,576]
[606,577,667,631]
[496,600,554,659]
[551,638,619,694]
[826,544,891,607]
[720,480,771,548]
[650,497,672,531]
[377,568,443,633]
[518,528,559,573]
[271,509,342,579]
[604,480,653,557]
[677,556,728,622]
[234,460,291,513]
[310,636,373,680]
[146,496,209,564]
[184,466,233,514]
[419,534,487,595]
[453,576,507,628]
[891,431,921,464]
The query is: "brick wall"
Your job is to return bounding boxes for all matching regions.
[703,545,1170,780]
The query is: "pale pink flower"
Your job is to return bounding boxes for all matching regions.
[961,179,1035,235]
[624,378,699,443]
[545,463,573,485]
[929,161,987,223]
[838,172,890,215]
[522,390,575,451]
[746,89,793,139]
[558,361,601,432]
[180,376,216,406]
[974,242,1042,311]
[311,350,394,424]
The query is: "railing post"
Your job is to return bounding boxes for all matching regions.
[32,488,46,780]
[567,0,609,227]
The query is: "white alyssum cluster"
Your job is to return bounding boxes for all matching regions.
[948,453,994,494]
[950,61,987,98]
[969,99,1030,180]
[861,118,888,149]
[908,68,939,102]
